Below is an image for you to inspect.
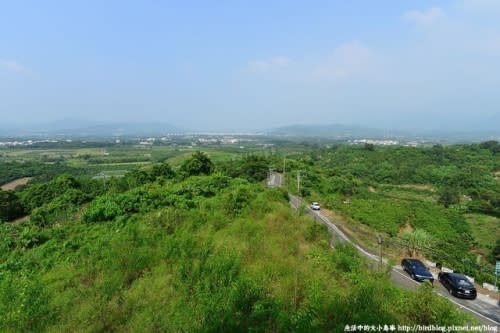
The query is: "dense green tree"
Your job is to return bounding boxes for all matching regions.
[240,155,268,182]
[180,151,213,176]
[19,174,101,214]
[330,175,360,196]
[150,162,175,179]
[488,239,500,264]
[479,140,499,153]
[364,143,375,151]
[0,161,78,185]
[0,189,25,221]
[438,187,460,208]
[123,169,154,188]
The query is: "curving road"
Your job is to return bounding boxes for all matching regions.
[270,173,499,326]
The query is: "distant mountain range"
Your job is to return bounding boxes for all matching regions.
[1,118,498,142]
[268,123,500,141]
[268,124,404,138]
[0,119,181,138]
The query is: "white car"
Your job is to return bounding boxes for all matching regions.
[310,202,320,210]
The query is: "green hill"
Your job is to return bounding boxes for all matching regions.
[0,153,473,332]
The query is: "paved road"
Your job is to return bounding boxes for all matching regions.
[273,174,499,326]
[267,172,282,188]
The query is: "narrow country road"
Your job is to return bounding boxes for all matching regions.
[267,172,282,188]
[270,172,500,327]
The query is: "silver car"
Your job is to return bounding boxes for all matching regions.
[310,202,320,210]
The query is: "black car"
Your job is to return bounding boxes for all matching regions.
[401,258,434,283]
[438,272,477,300]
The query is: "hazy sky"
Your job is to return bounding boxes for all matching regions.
[1,0,500,131]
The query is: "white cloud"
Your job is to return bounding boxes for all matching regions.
[402,7,446,26]
[247,56,290,72]
[0,59,25,72]
[241,41,378,83]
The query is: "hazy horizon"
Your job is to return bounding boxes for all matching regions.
[2,1,500,132]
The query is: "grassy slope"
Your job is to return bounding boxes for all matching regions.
[466,213,500,257]
[0,177,473,332]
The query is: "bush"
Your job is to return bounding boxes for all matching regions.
[0,273,52,332]
[180,151,213,177]
[0,189,25,221]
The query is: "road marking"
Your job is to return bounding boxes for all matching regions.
[435,293,499,325]
[274,177,500,325]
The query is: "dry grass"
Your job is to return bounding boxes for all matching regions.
[398,184,435,191]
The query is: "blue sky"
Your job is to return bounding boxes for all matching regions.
[1,0,499,131]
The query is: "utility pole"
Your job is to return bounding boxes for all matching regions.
[268,167,271,186]
[495,261,499,291]
[100,172,106,190]
[377,234,383,269]
[283,157,286,184]
[297,170,301,197]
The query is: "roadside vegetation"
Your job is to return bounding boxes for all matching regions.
[0,149,476,332]
[280,141,500,284]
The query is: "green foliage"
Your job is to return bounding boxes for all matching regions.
[330,175,362,196]
[218,154,270,182]
[401,228,435,257]
[305,221,328,242]
[438,187,460,208]
[0,146,481,331]
[290,142,499,283]
[180,151,214,176]
[223,185,255,216]
[82,194,123,223]
[489,239,500,264]
[31,189,90,227]
[19,174,100,213]
[404,282,469,325]
[335,195,471,249]
[239,154,269,182]
[83,175,235,223]
[150,161,175,179]
[0,272,52,332]
[479,140,500,154]
[364,143,375,151]
[0,161,78,185]
[0,189,25,221]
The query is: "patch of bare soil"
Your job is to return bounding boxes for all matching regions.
[399,184,435,191]
[398,223,413,237]
[1,177,32,190]
[11,215,30,225]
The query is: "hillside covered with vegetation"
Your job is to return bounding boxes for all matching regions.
[0,151,474,332]
[281,141,500,283]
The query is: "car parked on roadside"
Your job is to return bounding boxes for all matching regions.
[438,272,477,300]
[310,202,320,210]
[401,258,434,283]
